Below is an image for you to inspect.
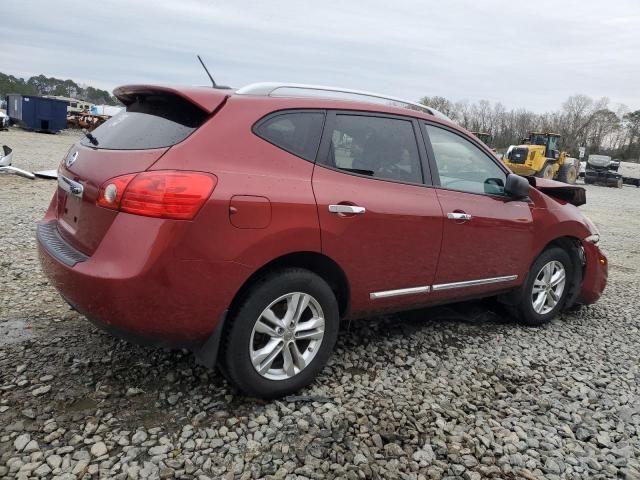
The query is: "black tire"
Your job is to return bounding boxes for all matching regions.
[512,247,573,326]
[556,163,578,184]
[606,176,622,188]
[219,268,339,399]
[536,161,555,179]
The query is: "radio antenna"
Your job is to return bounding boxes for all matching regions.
[197,55,217,88]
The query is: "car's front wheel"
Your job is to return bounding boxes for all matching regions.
[514,247,573,326]
[220,268,339,398]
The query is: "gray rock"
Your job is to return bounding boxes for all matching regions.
[46,454,62,469]
[24,439,40,453]
[14,433,31,452]
[462,455,478,468]
[126,387,144,397]
[33,463,52,477]
[596,432,612,448]
[451,464,466,476]
[384,443,405,457]
[91,441,108,457]
[412,445,436,464]
[21,408,36,419]
[32,385,51,396]
[353,453,367,465]
[544,458,562,475]
[148,445,170,456]
[132,430,148,445]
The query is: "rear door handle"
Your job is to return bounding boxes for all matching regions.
[328,204,366,214]
[447,212,472,221]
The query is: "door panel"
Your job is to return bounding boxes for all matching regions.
[433,189,533,291]
[423,123,534,297]
[312,166,443,313]
[312,112,443,315]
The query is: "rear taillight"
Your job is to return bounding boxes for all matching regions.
[97,171,217,220]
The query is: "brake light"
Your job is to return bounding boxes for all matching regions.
[97,171,216,220]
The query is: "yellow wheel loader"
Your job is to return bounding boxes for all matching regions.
[472,132,497,153]
[472,132,491,145]
[503,132,578,184]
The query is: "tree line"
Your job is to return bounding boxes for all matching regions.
[419,94,640,161]
[0,72,119,106]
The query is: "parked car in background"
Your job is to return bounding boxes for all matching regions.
[37,82,608,398]
[0,110,9,130]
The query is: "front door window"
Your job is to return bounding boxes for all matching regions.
[425,125,507,196]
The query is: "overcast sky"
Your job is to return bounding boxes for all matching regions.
[2,0,639,111]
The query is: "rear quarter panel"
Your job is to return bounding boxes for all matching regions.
[149,97,322,269]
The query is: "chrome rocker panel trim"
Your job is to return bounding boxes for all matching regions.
[431,275,518,292]
[370,275,518,299]
[370,286,430,300]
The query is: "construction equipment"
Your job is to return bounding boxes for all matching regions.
[472,131,498,153]
[584,154,623,188]
[472,132,491,145]
[503,132,578,184]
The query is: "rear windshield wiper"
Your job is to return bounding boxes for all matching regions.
[82,129,99,146]
[338,167,374,176]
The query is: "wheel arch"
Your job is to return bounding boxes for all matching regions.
[195,251,350,369]
[228,251,351,320]
[501,235,583,308]
[534,235,584,308]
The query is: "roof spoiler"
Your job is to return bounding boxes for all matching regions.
[113,85,229,113]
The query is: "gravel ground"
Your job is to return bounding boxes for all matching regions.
[1,127,640,480]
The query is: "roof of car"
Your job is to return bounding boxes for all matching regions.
[113,83,456,127]
[234,82,453,121]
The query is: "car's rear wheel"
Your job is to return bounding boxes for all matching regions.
[220,268,339,398]
[513,247,573,326]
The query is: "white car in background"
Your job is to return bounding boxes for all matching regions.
[0,111,9,130]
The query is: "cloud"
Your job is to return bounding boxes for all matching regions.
[1,0,639,111]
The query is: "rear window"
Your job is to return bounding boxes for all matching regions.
[254,111,325,161]
[81,94,207,150]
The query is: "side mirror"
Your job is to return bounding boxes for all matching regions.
[505,174,530,199]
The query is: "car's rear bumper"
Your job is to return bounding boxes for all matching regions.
[37,214,250,348]
[579,241,608,304]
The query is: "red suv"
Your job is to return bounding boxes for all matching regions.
[37,83,607,398]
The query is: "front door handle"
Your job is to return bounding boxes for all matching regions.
[328,204,366,214]
[447,212,472,221]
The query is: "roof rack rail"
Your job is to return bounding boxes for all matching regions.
[235,82,452,122]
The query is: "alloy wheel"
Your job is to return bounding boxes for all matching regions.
[249,292,325,380]
[531,260,566,314]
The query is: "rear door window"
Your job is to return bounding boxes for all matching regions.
[80,94,207,150]
[254,111,325,161]
[321,114,424,184]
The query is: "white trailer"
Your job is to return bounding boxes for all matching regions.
[617,161,640,187]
